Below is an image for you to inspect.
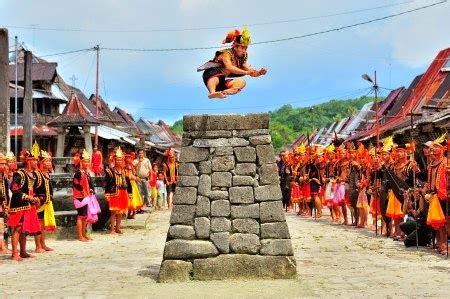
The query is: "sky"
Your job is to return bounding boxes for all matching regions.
[1,0,449,124]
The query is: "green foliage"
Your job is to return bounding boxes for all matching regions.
[170,96,378,151]
[269,96,378,151]
[171,119,184,135]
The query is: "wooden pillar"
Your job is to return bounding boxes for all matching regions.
[22,50,33,150]
[83,125,93,154]
[55,127,66,172]
[0,29,10,153]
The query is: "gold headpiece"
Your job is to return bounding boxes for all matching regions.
[115,146,124,159]
[368,144,376,156]
[382,136,394,153]
[31,141,40,159]
[0,153,6,162]
[325,143,335,153]
[82,149,91,161]
[296,143,306,155]
[432,132,446,147]
[40,150,52,160]
[6,152,16,161]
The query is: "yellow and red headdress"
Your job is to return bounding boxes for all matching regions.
[223,27,251,46]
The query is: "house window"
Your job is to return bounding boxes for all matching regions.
[442,58,450,72]
[35,99,52,115]
[9,98,23,113]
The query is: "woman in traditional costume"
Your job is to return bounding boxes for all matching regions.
[125,152,143,219]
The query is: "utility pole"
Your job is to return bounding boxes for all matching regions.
[23,50,33,151]
[0,28,10,153]
[14,36,18,156]
[94,45,100,150]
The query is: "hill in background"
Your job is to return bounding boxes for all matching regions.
[171,96,377,151]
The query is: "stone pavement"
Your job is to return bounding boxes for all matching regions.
[0,209,449,298]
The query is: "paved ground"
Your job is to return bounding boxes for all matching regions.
[1,209,449,298]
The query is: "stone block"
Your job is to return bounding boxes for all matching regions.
[211,155,235,172]
[193,138,249,148]
[234,146,256,162]
[189,130,232,138]
[211,172,232,187]
[195,196,210,217]
[232,218,260,235]
[233,129,270,138]
[256,145,276,165]
[210,232,230,253]
[260,201,285,223]
[173,187,197,205]
[211,200,230,217]
[230,204,260,219]
[260,222,291,239]
[249,135,272,145]
[258,164,280,185]
[210,217,231,232]
[214,146,233,156]
[209,190,229,200]
[235,163,256,176]
[192,255,297,280]
[183,114,269,131]
[198,161,211,174]
[229,233,260,254]
[260,239,294,256]
[232,175,254,186]
[178,176,199,187]
[194,217,210,239]
[229,186,254,204]
[178,163,198,176]
[198,174,211,197]
[158,260,193,283]
[179,146,209,163]
[163,240,219,259]
[168,225,196,240]
[254,185,282,202]
[169,205,195,225]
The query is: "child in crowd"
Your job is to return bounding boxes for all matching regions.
[156,173,167,210]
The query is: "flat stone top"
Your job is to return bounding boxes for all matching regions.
[183,114,270,132]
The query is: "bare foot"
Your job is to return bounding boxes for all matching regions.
[34,248,46,253]
[11,254,23,261]
[115,229,123,235]
[0,249,11,254]
[20,252,35,258]
[109,231,117,235]
[78,237,88,242]
[208,91,226,99]
[43,246,54,252]
[85,236,93,241]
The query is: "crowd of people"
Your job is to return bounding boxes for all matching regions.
[277,134,449,256]
[0,143,179,262]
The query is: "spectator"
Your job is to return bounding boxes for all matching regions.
[133,149,152,208]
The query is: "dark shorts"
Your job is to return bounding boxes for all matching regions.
[167,184,176,194]
[310,182,321,194]
[38,211,44,220]
[75,198,88,217]
[202,67,231,92]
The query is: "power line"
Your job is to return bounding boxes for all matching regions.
[1,0,417,33]
[39,47,95,58]
[32,1,446,57]
[101,1,447,52]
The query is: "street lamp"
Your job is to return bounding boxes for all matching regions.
[362,71,380,236]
